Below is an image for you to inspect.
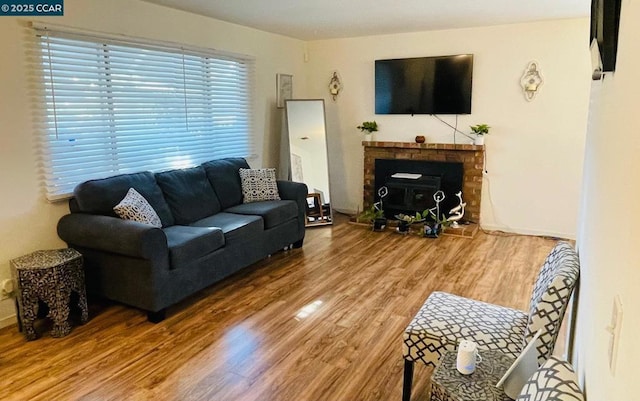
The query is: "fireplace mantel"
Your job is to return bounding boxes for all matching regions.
[362,141,484,223]
[362,141,484,152]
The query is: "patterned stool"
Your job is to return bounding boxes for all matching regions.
[11,248,89,340]
[430,350,513,401]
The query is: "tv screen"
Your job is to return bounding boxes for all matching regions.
[375,54,473,115]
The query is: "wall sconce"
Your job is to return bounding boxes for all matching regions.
[328,71,343,101]
[520,61,543,101]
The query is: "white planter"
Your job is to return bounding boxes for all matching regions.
[474,135,485,145]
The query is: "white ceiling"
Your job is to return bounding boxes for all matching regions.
[141,0,590,41]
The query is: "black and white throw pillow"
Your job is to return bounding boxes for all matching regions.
[113,187,162,228]
[239,168,281,203]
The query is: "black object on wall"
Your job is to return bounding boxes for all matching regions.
[590,0,622,73]
[375,55,473,115]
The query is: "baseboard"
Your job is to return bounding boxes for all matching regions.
[480,224,575,240]
[0,313,16,329]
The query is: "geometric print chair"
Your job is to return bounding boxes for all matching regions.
[516,355,584,401]
[402,242,580,401]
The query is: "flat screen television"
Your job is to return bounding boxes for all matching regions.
[375,54,473,115]
[590,0,621,73]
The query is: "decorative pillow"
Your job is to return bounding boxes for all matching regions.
[239,168,281,203]
[516,356,584,401]
[113,188,162,228]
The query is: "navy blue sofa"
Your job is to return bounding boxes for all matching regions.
[57,158,307,322]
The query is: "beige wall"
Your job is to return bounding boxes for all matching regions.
[305,19,591,238]
[0,0,305,327]
[574,0,640,397]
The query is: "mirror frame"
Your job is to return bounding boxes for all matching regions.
[284,99,333,227]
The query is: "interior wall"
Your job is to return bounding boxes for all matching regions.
[305,19,591,238]
[0,0,305,327]
[574,0,640,397]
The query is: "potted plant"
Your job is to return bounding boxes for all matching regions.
[422,209,449,238]
[394,212,424,235]
[470,124,490,145]
[357,204,387,231]
[357,121,378,140]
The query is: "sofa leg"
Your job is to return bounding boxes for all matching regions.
[292,238,304,248]
[147,309,166,323]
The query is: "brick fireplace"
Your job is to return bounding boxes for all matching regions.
[363,142,484,223]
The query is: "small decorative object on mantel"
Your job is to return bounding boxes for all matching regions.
[447,191,466,228]
[470,124,490,146]
[357,121,378,140]
[521,61,543,102]
[415,135,426,143]
[328,71,343,101]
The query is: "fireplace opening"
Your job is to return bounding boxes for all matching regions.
[375,159,463,219]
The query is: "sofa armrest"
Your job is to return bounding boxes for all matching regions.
[57,214,168,260]
[277,180,308,202]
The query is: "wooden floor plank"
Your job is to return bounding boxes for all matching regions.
[0,214,558,401]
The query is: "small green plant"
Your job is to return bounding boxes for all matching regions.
[470,124,490,136]
[395,212,424,224]
[357,204,385,223]
[357,121,378,134]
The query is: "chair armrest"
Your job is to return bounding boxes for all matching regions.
[57,214,168,260]
[277,180,308,201]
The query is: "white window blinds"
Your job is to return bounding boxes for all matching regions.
[32,25,255,201]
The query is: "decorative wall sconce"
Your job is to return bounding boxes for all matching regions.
[328,71,343,101]
[520,61,543,101]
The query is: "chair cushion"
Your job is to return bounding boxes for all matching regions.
[163,225,225,269]
[113,188,162,228]
[201,158,250,209]
[190,212,263,243]
[516,356,584,400]
[526,242,580,364]
[74,171,175,227]
[403,291,528,367]
[155,166,221,225]
[238,168,281,203]
[225,200,297,229]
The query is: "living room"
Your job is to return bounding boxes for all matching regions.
[0,0,638,399]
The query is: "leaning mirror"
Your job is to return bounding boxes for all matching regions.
[284,99,332,226]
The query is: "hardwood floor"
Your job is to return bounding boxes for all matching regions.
[0,215,558,401]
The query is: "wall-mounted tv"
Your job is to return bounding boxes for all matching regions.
[375,54,473,115]
[590,0,622,73]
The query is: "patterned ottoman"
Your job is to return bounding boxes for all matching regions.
[11,248,89,340]
[431,350,513,401]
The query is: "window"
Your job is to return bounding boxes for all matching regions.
[33,26,255,201]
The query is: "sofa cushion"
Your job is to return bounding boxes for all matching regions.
[239,168,281,203]
[156,166,221,225]
[201,158,250,209]
[163,225,225,269]
[225,200,297,229]
[191,212,263,243]
[113,188,162,228]
[74,171,175,227]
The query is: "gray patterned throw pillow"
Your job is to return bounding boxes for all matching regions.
[239,168,281,203]
[113,187,162,228]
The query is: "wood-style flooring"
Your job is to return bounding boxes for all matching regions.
[0,215,558,401]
